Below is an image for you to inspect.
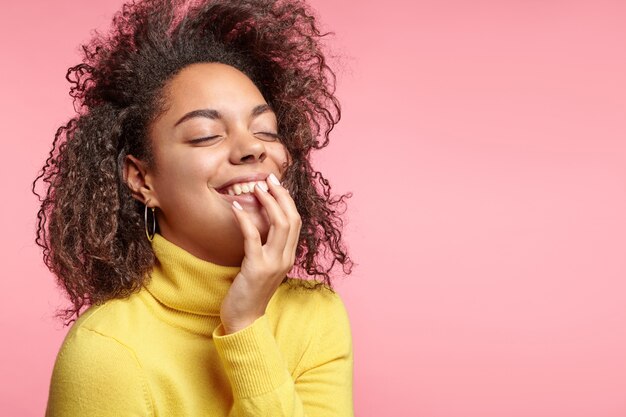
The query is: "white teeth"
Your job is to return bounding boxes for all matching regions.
[225,180,268,196]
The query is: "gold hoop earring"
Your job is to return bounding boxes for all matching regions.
[144,204,156,241]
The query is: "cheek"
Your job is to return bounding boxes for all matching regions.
[268,143,291,173]
[170,148,224,177]
[153,150,224,200]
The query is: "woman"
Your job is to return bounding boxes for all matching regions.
[34,0,354,415]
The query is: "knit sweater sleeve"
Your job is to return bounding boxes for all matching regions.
[45,326,154,417]
[212,290,354,417]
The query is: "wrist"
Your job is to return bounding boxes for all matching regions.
[221,315,262,335]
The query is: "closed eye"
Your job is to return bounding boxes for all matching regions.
[189,132,280,144]
[189,135,221,144]
[256,132,281,141]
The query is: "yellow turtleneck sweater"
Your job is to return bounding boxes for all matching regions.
[45,234,353,416]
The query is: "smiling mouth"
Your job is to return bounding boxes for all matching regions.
[217,180,269,196]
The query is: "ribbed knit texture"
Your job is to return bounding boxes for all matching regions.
[46,233,353,416]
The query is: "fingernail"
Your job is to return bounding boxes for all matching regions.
[256,182,268,192]
[268,173,280,186]
[232,201,243,210]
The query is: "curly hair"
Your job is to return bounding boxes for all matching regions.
[33,0,353,325]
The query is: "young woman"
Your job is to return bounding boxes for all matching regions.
[34,0,353,415]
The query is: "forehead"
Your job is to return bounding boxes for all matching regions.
[161,62,267,118]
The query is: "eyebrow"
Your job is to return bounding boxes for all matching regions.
[173,104,274,127]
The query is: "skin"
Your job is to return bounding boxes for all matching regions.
[124,62,302,334]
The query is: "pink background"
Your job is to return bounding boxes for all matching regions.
[2,0,625,416]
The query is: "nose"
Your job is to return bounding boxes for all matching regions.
[229,129,267,164]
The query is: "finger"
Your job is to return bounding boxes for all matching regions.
[265,174,302,258]
[265,173,298,217]
[283,210,302,263]
[253,181,289,256]
[231,201,263,258]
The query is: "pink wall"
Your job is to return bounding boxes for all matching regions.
[2,0,625,416]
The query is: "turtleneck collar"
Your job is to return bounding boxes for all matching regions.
[144,233,241,318]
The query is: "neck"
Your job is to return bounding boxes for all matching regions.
[144,233,241,317]
[156,228,245,266]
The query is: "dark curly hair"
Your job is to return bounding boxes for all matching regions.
[33,0,353,325]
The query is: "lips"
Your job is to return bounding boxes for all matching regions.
[212,173,275,208]
[221,180,269,196]
[217,190,261,206]
[215,173,271,194]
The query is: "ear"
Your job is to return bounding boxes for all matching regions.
[123,154,160,207]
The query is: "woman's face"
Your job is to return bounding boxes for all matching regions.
[129,62,289,266]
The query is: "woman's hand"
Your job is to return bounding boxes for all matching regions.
[219,173,302,334]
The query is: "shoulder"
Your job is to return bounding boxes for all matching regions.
[272,278,351,320]
[270,279,353,379]
[269,278,352,346]
[51,298,146,380]
[70,293,150,337]
[46,299,155,416]
[53,318,141,378]
[51,294,152,373]
[47,308,155,415]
